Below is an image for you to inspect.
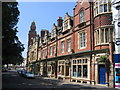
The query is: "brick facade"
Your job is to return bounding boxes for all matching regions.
[27,0,114,88]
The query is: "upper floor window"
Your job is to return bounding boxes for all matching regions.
[94,0,111,16]
[80,10,84,23]
[95,27,113,45]
[63,13,72,32]
[50,46,52,56]
[61,41,64,53]
[67,39,71,52]
[79,31,86,49]
[64,20,68,30]
[53,45,56,56]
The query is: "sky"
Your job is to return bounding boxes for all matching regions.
[17,2,76,58]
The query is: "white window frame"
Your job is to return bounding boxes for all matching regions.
[61,41,64,53]
[95,27,113,46]
[54,45,56,56]
[94,0,111,16]
[50,46,52,56]
[79,31,86,49]
[67,38,71,52]
[80,10,84,23]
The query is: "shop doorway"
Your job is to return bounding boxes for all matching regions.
[98,65,106,84]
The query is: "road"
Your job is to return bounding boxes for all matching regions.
[2,70,115,89]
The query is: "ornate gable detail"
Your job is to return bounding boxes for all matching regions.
[63,12,73,32]
[51,23,57,39]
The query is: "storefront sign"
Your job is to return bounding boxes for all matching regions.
[118,22,120,27]
[116,41,120,46]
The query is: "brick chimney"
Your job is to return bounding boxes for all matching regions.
[57,17,63,27]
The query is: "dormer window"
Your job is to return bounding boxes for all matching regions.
[80,10,84,23]
[63,13,72,32]
[51,24,56,39]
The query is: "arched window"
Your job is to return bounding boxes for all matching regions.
[80,10,84,23]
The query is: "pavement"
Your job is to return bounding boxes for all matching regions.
[35,75,114,89]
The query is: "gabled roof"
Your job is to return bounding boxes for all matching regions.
[64,12,71,21]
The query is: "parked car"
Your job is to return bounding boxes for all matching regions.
[25,72,35,78]
[17,69,24,75]
[2,68,8,72]
[21,70,27,77]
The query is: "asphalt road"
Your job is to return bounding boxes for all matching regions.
[2,70,115,90]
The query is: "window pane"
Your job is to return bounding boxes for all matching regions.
[62,65,64,75]
[78,65,81,77]
[100,5,104,13]
[104,4,107,12]
[61,41,64,53]
[80,10,84,22]
[83,65,87,77]
[79,32,86,48]
[101,29,104,43]
[67,39,71,52]
[105,28,109,43]
[73,65,76,77]
[108,3,111,11]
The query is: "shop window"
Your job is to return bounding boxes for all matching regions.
[66,66,69,76]
[83,65,87,77]
[73,65,76,77]
[47,66,51,74]
[62,66,64,75]
[115,68,120,83]
[78,65,81,77]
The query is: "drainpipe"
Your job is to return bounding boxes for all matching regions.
[89,1,94,85]
[55,26,58,78]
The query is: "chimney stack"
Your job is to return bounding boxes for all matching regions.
[57,17,63,27]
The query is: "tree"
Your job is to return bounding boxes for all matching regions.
[2,2,24,66]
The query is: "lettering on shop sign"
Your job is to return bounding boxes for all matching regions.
[118,22,120,27]
[116,41,120,46]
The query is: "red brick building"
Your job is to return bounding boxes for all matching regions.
[27,0,114,88]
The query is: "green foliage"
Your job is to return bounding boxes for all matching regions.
[99,56,107,63]
[2,2,24,65]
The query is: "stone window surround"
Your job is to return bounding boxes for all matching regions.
[79,10,84,23]
[67,38,71,52]
[78,30,87,49]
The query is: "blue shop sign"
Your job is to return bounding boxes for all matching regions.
[116,41,120,45]
[114,54,120,63]
[118,22,120,27]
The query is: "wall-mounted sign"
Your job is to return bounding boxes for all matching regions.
[116,41,120,46]
[118,22,120,27]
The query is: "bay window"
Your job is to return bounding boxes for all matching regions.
[94,0,111,16]
[95,27,113,45]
